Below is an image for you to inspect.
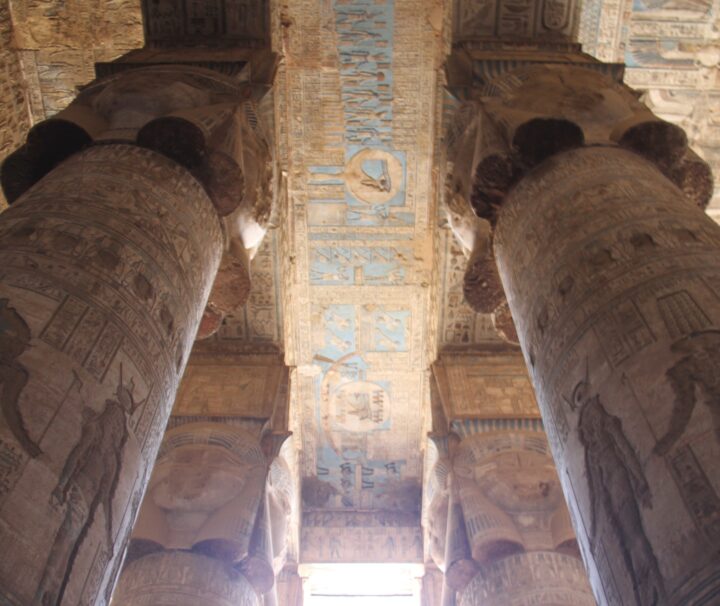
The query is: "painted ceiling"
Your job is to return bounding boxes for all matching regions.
[275,0,443,562]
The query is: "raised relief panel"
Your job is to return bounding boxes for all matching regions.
[173,355,288,418]
[130,423,267,563]
[453,0,579,42]
[301,511,423,563]
[142,0,269,46]
[452,429,595,605]
[433,354,540,419]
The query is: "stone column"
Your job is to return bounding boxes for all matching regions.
[0,143,223,605]
[447,55,718,604]
[420,565,445,606]
[112,423,277,605]
[494,145,720,605]
[0,60,277,604]
[458,552,593,606]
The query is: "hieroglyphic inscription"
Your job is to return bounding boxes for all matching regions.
[173,357,287,418]
[42,296,123,382]
[433,354,539,419]
[572,378,665,605]
[593,299,655,367]
[280,0,439,540]
[112,550,259,606]
[36,368,145,605]
[657,290,711,340]
[143,0,268,45]
[670,445,720,543]
[438,230,501,346]
[0,441,22,498]
[454,0,579,41]
[458,552,595,606]
[301,510,423,563]
[655,330,720,455]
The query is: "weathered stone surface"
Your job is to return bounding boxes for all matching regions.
[0,144,222,606]
[130,423,267,563]
[458,551,595,606]
[454,431,571,561]
[425,438,451,570]
[173,354,288,418]
[141,0,268,48]
[9,0,142,50]
[432,353,538,419]
[450,428,593,605]
[1,65,276,343]
[112,550,260,606]
[0,4,31,210]
[5,66,273,214]
[300,510,424,563]
[495,145,720,605]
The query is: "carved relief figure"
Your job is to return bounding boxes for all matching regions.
[0,298,41,457]
[36,366,144,606]
[655,330,720,456]
[569,373,665,605]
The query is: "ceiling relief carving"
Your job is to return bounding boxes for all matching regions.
[194,231,285,353]
[579,0,720,210]
[278,0,442,560]
[141,0,268,47]
[8,0,143,121]
[433,353,540,420]
[454,0,580,42]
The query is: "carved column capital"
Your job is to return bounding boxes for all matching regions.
[2,64,279,336]
[443,54,714,344]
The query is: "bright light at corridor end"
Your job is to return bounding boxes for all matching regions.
[300,563,423,606]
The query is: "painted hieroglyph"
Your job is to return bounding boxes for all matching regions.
[277,0,443,560]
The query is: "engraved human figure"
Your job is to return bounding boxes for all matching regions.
[329,535,341,559]
[36,367,144,606]
[570,376,665,605]
[0,298,41,457]
[654,330,720,456]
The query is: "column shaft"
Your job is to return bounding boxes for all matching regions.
[495,146,720,604]
[0,144,222,605]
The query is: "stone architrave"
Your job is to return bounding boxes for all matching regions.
[494,145,720,605]
[0,144,223,605]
